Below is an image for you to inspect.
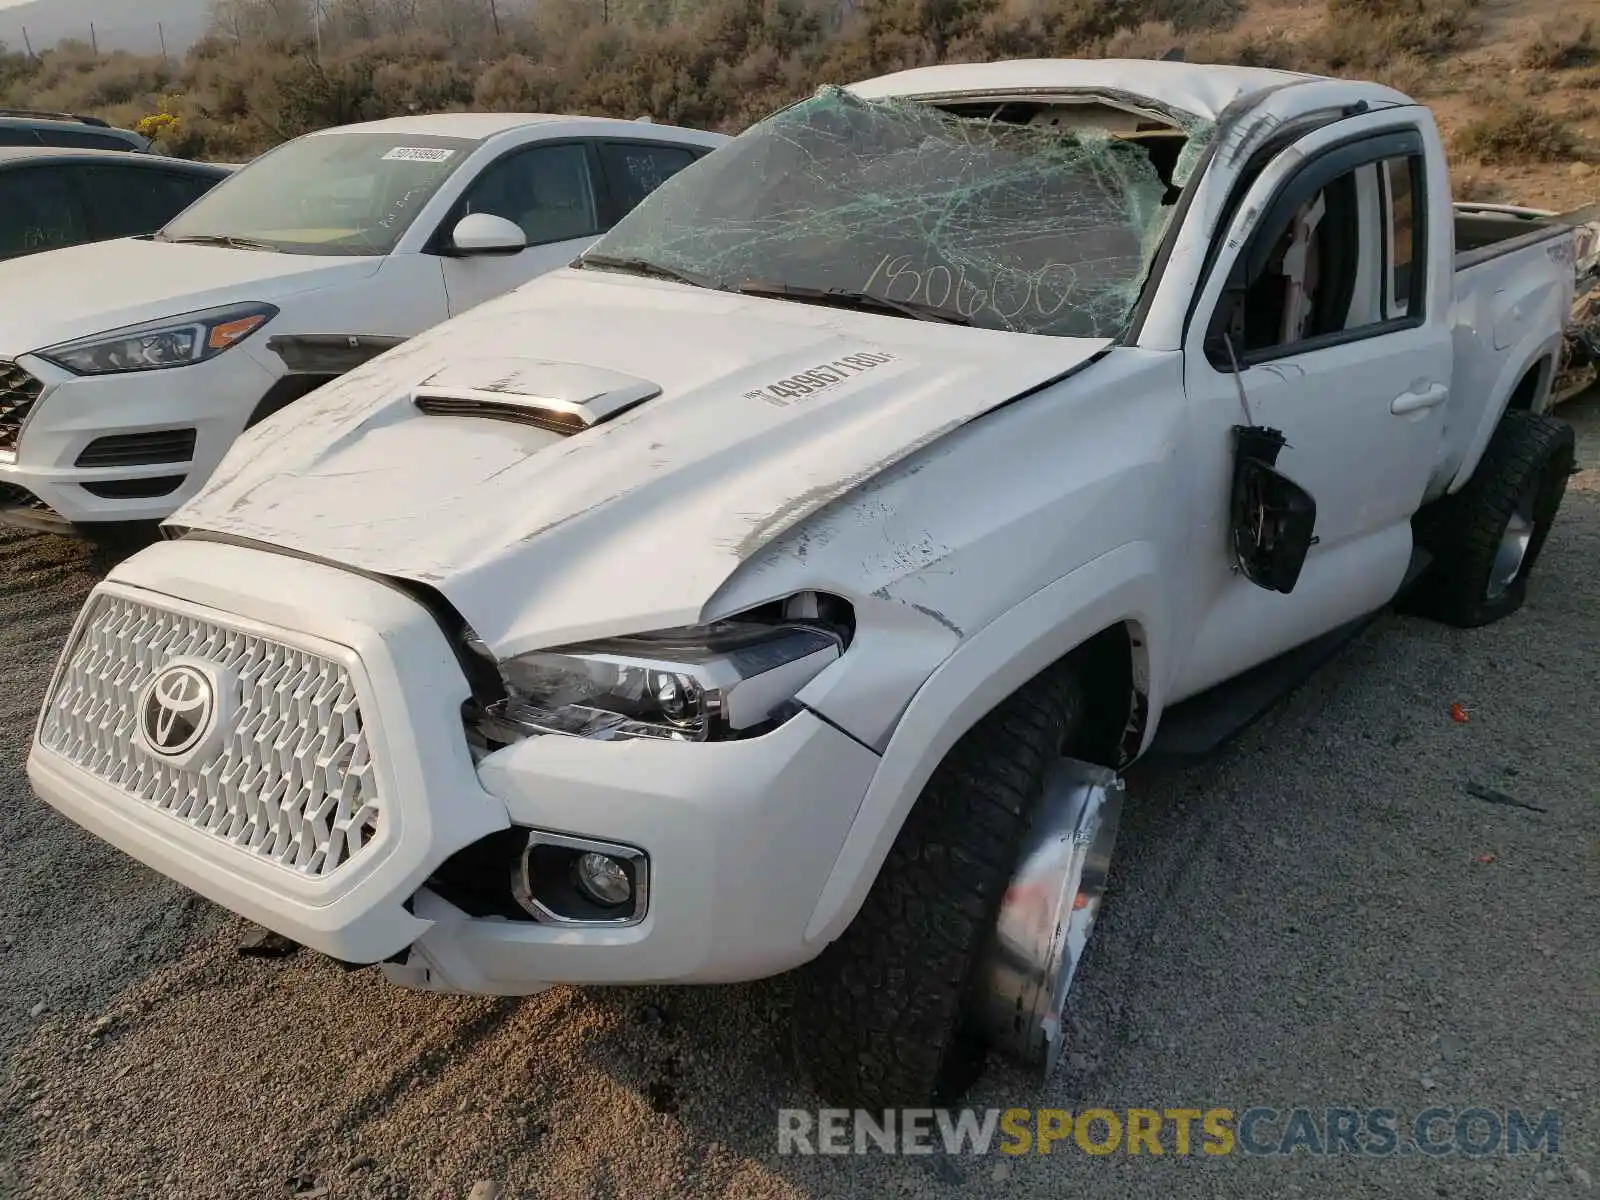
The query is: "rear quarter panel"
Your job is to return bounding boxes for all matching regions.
[1441,233,1574,497]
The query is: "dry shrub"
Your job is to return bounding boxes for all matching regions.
[1373,53,1434,97]
[1456,102,1579,164]
[1520,20,1597,71]
[0,0,1540,163]
[1303,0,1480,74]
[1452,170,1507,201]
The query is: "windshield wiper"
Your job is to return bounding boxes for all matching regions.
[575,253,713,288]
[736,280,970,325]
[157,233,277,251]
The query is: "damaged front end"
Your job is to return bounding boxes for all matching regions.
[459,590,859,757]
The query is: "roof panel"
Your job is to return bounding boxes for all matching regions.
[846,58,1324,123]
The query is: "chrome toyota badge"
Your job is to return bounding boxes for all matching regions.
[140,663,215,756]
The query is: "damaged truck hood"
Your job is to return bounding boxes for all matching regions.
[175,268,1110,655]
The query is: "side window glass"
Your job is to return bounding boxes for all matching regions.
[0,168,88,259]
[79,167,193,239]
[0,127,41,146]
[36,128,133,151]
[1382,157,1418,319]
[596,141,697,219]
[164,170,223,208]
[459,143,599,246]
[1214,149,1425,361]
[1219,167,1371,356]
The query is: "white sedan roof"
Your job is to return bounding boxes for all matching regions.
[305,111,724,146]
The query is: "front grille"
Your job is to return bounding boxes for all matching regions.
[39,593,383,878]
[0,359,43,454]
[76,429,196,468]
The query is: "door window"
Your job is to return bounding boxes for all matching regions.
[0,167,89,259]
[596,141,698,217]
[77,166,221,239]
[459,143,600,246]
[1211,149,1425,362]
[35,128,136,151]
[1381,158,1418,319]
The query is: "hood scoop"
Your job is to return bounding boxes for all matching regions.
[411,357,662,435]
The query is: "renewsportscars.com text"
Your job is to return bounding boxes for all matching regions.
[777,1106,1563,1158]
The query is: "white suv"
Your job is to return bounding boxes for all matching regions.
[0,112,726,534]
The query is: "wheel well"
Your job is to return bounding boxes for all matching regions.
[245,373,339,429]
[1067,620,1149,769]
[1506,359,1549,412]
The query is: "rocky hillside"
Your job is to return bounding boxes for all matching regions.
[0,0,1595,212]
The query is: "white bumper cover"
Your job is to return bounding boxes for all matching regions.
[0,349,277,526]
[26,539,882,992]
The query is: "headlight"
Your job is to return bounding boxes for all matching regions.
[37,302,278,375]
[483,620,845,744]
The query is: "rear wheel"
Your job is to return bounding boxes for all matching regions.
[792,661,1124,1108]
[1403,410,1575,628]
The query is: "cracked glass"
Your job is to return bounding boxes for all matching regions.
[584,85,1204,340]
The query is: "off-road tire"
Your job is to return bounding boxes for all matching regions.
[792,661,1090,1109]
[1403,409,1575,629]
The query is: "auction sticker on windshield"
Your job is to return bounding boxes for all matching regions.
[744,350,900,408]
[382,146,456,163]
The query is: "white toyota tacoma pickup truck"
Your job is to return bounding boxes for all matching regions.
[27,59,1583,1108]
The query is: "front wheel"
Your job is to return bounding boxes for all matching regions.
[1403,410,1575,628]
[791,662,1124,1108]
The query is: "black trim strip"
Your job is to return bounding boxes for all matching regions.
[266,334,407,375]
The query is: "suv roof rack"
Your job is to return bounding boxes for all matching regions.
[0,107,112,128]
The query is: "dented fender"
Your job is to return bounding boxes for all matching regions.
[802,540,1168,947]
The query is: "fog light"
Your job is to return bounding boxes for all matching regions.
[573,852,633,907]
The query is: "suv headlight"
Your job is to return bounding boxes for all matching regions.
[37,302,277,375]
[481,620,845,744]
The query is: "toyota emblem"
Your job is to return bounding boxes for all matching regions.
[140,663,216,757]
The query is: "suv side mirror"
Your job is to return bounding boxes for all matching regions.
[449,213,526,256]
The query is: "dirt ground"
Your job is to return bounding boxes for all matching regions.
[0,398,1597,1199]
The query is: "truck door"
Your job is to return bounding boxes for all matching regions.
[1172,118,1453,699]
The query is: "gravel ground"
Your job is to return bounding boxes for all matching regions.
[1,399,1597,1200]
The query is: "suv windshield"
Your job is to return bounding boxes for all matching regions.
[159,131,475,255]
[582,86,1183,340]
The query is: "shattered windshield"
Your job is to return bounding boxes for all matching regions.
[582,85,1190,339]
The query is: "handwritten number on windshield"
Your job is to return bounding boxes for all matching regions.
[862,254,1080,326]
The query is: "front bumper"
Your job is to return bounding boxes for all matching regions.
[26,538,881,993]
[0,349,277,528]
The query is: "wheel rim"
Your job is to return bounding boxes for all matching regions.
[1487,478,1540,602]
[972,759,1124,1079]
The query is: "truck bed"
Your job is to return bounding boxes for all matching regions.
[1454,203,1571,273]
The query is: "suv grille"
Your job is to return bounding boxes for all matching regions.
[0,360,43,455]
[39,594,384,878]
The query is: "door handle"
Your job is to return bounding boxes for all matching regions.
[1391,384,1448,415]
